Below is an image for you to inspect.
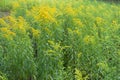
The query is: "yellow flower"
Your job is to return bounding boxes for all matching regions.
[17,25,26,33]
[74,29,81,35]
[19,0,26,3]
[78,5,84,11]
[75,68,83,80]
[0,28,9,33]
[8,31,16,37]
[32,28,40,38]
[112,20,117,26]
[0,27,16,40]
[49,7,56,16]
[83,35,95,44]
[12,2,20,9]
[31,6,56,23]
[111,20,119,31]
[95,17,104,25]
[3,34,9,38]
[0,19,8,27]
[73,18,83,28]
[65,5,76,16]
[7,16,17,25]
[3,34,13,40]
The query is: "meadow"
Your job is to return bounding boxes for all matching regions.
[0,0,120,80]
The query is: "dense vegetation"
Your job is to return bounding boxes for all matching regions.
[0,0,120,80]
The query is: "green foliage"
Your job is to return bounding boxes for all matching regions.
[0,17,36,80]
[0,0,12,11]
[0,71,8,80]
[0,0,120,80]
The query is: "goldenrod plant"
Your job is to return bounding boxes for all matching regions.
[0,0,120,80]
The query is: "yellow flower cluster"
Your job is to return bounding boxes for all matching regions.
[12,2,20,9]
[0,28,16,40]
[0,28,8,33]
[7,16,17,25]
[111,20,119,31]
[65,5,76,16]
[75,68,83,80]
[17,16,29,33]
[95,17,104,26]
[112,20,117,26]
[0,16,30,38]
[32,28,40,38]
[73,18,83,28]
[7,16,29,34]
[28,6,56,23]
[0,18,8,27]
[48,40,61,51]
[83,35,95,44]
[11,0,36,10]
